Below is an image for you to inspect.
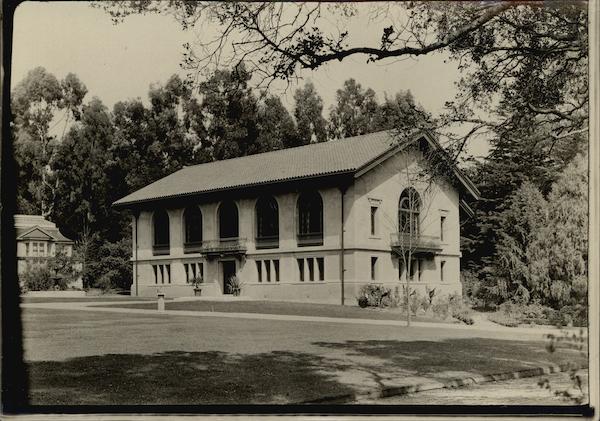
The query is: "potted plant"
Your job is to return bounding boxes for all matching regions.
[192,275,204,296]
[227,275,243,296]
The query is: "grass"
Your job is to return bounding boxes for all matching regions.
[22,307,588,405]
[94,299,453,323]
[21,296,160,303]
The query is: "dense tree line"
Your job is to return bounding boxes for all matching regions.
[11,66,427,289]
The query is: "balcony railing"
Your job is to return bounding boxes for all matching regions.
[255,235,279,249]
[201,238,247,259]
[390,232,443,255]
[297,232,324,247]
[183,241,203,254]
[152,244,170,256]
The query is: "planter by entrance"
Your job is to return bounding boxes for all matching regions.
[231,287,241,297]
[193,288,202,297]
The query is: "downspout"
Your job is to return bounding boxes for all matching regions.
[134,210,139,296]
[339,185,347,306]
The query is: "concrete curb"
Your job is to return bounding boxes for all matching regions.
[299,362,588,404]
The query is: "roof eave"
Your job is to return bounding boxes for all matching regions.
[112,169,356,209]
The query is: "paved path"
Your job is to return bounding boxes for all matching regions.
[21,299,584,339]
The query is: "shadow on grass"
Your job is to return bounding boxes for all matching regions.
[312,338,588,382]
[27,338,587,406]
[27,350,354,405]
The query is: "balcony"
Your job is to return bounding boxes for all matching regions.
[255,235,279,249]
[201,238,247,259]
[297,232,323,247]
[390,232,443,255]
[152,244,170,256]
[183,241,204,254]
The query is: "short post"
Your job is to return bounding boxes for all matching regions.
[157,292,165,312]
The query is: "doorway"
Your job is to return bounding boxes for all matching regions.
[221,260,236,294]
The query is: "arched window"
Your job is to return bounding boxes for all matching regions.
[398,188,420,236]
[183,206,203,253]
[219,201,239,239]
[153,209,170,255]
[256,196,279,249]
[297,191,323,246]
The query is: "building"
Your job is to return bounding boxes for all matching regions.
[113,130,480,304]
[15,214,75,275]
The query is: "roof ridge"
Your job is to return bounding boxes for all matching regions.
[182,129,393,170]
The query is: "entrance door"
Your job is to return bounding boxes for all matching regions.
[222,261,236,294]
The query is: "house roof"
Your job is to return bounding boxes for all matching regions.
[16,225,73,243]
[114,130,480,207]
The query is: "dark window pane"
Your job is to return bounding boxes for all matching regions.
[153,210,170,246]
[256,196,279,238]
[298,192,323,235]
[184,206,203,243]
[219,201,239,239]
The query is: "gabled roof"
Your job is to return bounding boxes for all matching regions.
[114,130,480,207]
[16,225,73,243]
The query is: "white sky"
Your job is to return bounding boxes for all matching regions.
[11,1,489,157]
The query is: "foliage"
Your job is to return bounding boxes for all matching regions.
[47,248,80,285]
[227,275,243,296]
[191,275,204,288]
[489,301,587,328]
[21,265,67,292]
[431,301,450,320]
[85,238,132,290]
[11,67,87,216]
[98,2,587,159]
[474,154,588,310]
[293,82,327,146]
[357,284,392,308]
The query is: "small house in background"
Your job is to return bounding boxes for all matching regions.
[15,214,79,280]
[114,130,480,304]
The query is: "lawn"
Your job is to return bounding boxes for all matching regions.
[21,307,588,405]
[94,299,452,323]
[21,296,160,303]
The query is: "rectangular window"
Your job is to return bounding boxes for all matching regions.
[256,260,262,282]
[398,259,404,281]
[297,258,304,282]
[25,243,29,256]
[410,259,417,281]
[273,260,280,282]
[418,259,424,282]
[317,257,324,281]
[191,263,197,280]
[153,265,158,284]
[184,263,189,282]
[371,256,378,281]
[440,216,446,242]
[265,260,271,282]
[159,265,165,284]
[440,260,446,282]
[370,206,378,236]
[307,257,314,281]
[199,263,204,279]
[166,265,171,284]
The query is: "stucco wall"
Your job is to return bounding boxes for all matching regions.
[131,147,464,303]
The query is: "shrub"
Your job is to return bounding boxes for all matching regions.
[432,301,450,320]
[357,296,369,308]
[409,291,422,315]
[86,238,132,290]
[357,284,391,308]
[22,266,56,291]
[453,308,475,325]
[380,288,401,308]
[488,311,521,327]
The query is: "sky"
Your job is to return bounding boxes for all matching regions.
[11,1,489,157]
